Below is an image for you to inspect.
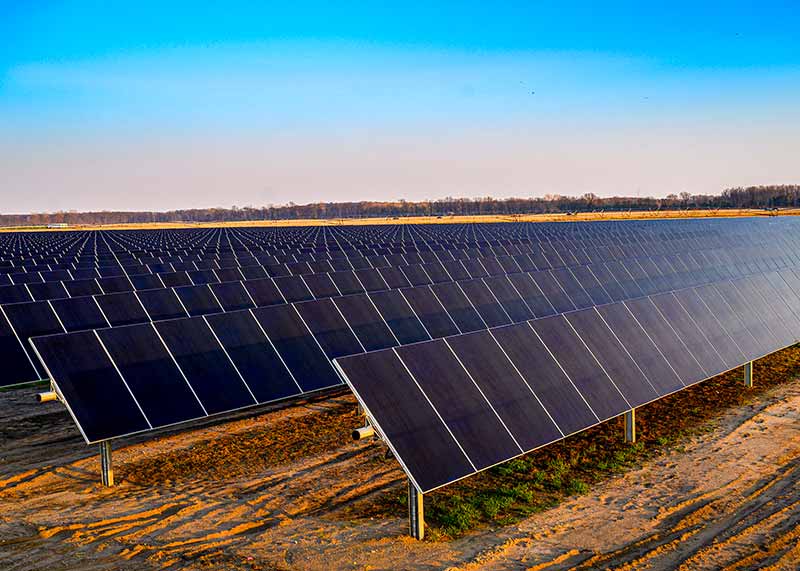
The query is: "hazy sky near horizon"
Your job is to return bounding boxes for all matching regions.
[2,1,799,214]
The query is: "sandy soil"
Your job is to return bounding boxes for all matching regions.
[2,208,796,232]
[1,377,799,571]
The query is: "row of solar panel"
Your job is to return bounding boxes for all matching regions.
[28,265,800,445]
[1,234,794,304]
[7,243,800,387]
[335,269,800,492]
[0,231,739,279]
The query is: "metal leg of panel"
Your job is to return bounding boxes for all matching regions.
[744,361,753,388]
[624,409,636,444]
[100,441,114,487]
[357,402,365,417]
[408,480,424,540]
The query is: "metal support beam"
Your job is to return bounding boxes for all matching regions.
[624,409,636,443]
[356,402,365,417]
[99,441,114,487]
[744,361,753,388]
[408,480,424,540]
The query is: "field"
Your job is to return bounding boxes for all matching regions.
[2,346,800,570]
[2,207,799,232]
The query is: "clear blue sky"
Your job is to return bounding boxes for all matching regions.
[1,1,799,213]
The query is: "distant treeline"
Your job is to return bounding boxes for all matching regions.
[2,185,799,227]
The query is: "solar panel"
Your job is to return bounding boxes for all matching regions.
[174,284,223,316]
[459,279,512,328]
[489,322,598,436]
[97,324,206,427]
[209,281,255,312]
[368,289,430,345]
[205,311,301,402]
[50,297,108,332]
[30,331,150,442]
[137,288,189,320]
[445,330,562,450]
[0,310,41,384]
[334,349,475,492]
[251,305,341,391]
[400,287,460,338]
[153,317,257,414]
[332,294,398,351]
[430,282,485,333]
[395,339,522,469]
[95,292,150,326]
[294,299,363,358]
[529,316,629,421]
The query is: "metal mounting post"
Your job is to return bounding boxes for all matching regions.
[408,480,424,540]
[744,361,753,388]
[100,441,114,487]
[624,409,636,444]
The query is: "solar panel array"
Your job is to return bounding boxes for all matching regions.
[12,218,800,460]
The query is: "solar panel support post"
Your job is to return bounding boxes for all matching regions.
[99,441,114,487]
[408,480,424,540]
[624,409,636,444]
[744,361,753,388]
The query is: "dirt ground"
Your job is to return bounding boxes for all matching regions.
[2,370,800,571]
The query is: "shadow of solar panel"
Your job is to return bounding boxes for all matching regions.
[530,315,630,421]
[400,287,459,339]
[95,292,150,326]
[430,282,485,333]
[50,297,108,332]
[154,317,256,414]
[490,322,597,436]
[295,299,363,358]
[333,294,397,352]
[205,311,301,403]
[30,331,150,442]
[97,324,206,427]
[368,290,430,345]
[251,305,341,391]
[445,330,562,451]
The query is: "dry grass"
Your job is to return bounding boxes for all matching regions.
[2,208,797,233]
